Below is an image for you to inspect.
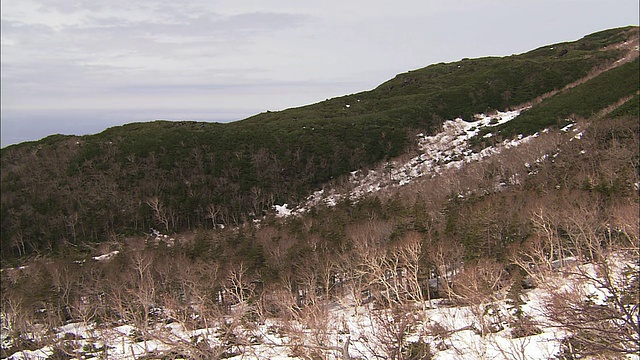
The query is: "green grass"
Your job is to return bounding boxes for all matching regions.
[497,58,640,136]
[608,93,640,118]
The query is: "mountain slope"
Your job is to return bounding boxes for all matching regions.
[1,26,638,261]
[1,27,638,359]
[1,80,637,360]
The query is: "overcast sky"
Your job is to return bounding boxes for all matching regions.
[1,0,638,147]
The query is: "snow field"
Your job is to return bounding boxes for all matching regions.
[276,108,550,217]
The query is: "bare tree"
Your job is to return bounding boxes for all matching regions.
[393,232,428,308]
[147,197,170,232]
[205,203,221,228]
[426,238,465,301]
[512,200,640,358]
[543,256,639,358]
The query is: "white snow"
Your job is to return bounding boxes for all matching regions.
[5,107,634,360]
[274,108,536,215]
[7,260,631,360]
[92,250,119,261]
[561,123,575,132]
[273,204,292,218]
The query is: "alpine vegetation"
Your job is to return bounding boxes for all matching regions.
[1,26,638,360]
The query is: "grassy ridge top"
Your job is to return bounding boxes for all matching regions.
[498,57,640,136]
[237,26,634,128]
[1,26,638,261]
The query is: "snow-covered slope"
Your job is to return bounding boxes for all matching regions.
[5,107,635,360]
[5,252,637,360]
[275,108,544,217]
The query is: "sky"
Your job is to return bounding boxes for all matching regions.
[1,0,638,147]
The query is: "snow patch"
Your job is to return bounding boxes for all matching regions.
[92,250,119,261]
[273,108,534,216]
[273,204,292,218]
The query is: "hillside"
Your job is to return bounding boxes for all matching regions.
[1,26,639,360]
[1,71,638,360]
[1,26,638,262]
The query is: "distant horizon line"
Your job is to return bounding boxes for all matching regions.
[1,108,265,148]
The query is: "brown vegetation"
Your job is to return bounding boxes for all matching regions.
[1,106,638,358]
